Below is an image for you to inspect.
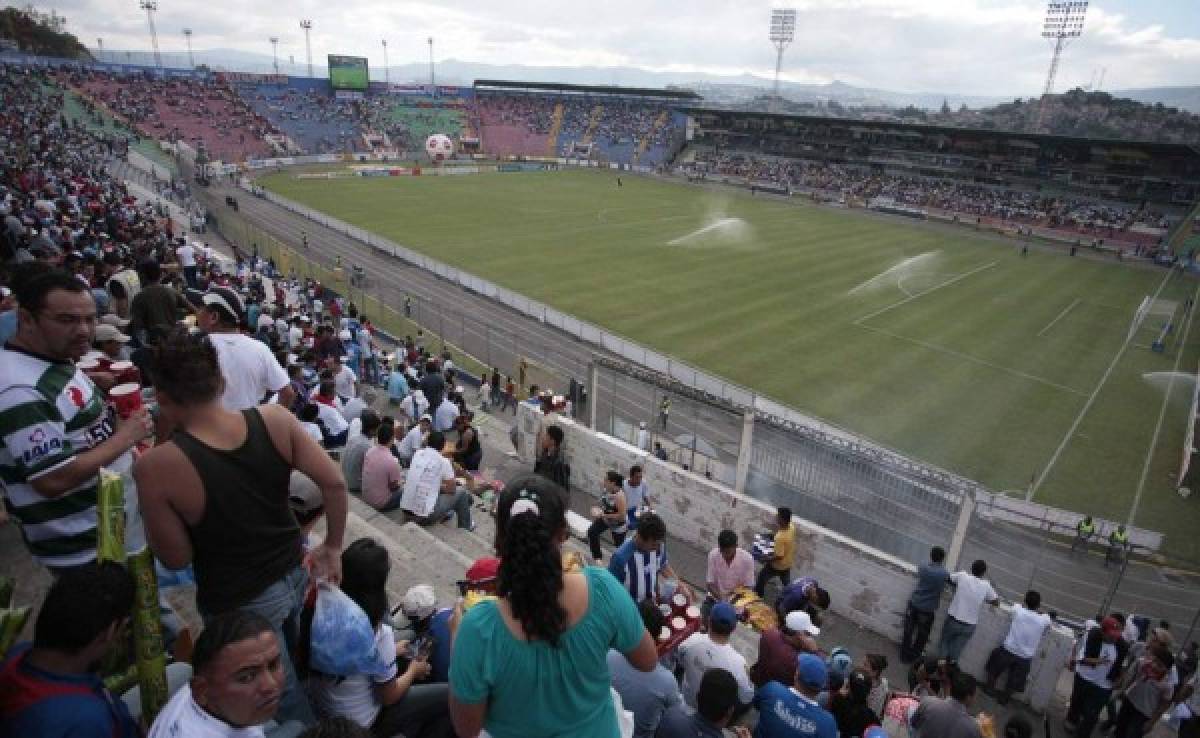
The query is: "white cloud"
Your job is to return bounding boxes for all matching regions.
[49,0,1200,94]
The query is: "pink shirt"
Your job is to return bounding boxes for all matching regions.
[362,444,403,510]
[705,547,755,599]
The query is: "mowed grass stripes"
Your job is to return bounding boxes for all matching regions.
[261,168,1200,558]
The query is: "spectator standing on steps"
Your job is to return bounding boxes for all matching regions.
[901,546,949,663]
[200,286,294,412]
[1065,616,1128,738]
[587,470,628,565]
[705,529,755,606]
[659,396,671,430]
[135,330,348,727]
[984,590,1052,705]
[622,465,651,529]
[938,559,999,664]
[755,507,796,599]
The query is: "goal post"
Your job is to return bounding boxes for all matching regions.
[1129,297,1179,352]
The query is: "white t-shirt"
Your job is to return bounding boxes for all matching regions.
[946,571,998,625]
[1003,604,1052,659]
[623,480,649,510]
[676,633,755,709]
[312,623,398,727]
[396,426,425,460]
[401,391,428,420]
[176,243,196,268]
[208,332,290,411]
[341,397,367,422]
[433,398,459,432]
[1076,638,1119,689]
[288,325,303,350]
[302,421,324,444]
[334,365,357,400]
[400,447,454,518]
[316,402,350,436]
[148,683,265,738]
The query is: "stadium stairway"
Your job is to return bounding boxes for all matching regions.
[582,104,604,145]
[545,102,565,158]
[633,110,669,166]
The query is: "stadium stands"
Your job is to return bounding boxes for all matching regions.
[60,69,277,162]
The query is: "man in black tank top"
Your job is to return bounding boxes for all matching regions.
[134,330,348,727]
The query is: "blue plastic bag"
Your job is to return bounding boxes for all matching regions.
[309,582,390,677]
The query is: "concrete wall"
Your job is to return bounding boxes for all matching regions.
[518,405,1075,711]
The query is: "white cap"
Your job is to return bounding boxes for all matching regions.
[785,610,821,636]
[401,584,437,619]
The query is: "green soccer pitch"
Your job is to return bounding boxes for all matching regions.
[259,167,1200,557]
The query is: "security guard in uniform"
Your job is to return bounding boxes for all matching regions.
[1106,524,1130,567]
[1072,515,1096,553]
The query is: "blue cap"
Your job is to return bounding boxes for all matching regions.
[710,602,737,628]
[863,728,888,738]
[796,652,828,690]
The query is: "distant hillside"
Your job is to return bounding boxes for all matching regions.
[0,6,91,60]
[944,88,1200,144]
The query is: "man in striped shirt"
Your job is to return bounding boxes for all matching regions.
[0,270,153,571]
[607,512,692,603]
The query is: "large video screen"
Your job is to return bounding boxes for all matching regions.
[328,55,369,91]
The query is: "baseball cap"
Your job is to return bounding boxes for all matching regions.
[710,602,737,628]
[401,584,437,619]
[465,557,500,584]
[202,286,244,325]
[796,653,828,690]
[785,610,821,636]
[94,324,129,344]
[287,471,323,515]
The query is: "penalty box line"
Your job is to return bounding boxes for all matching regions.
[853,260,998,326]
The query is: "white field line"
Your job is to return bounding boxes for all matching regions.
[853,261,998,325]
[896,274,917,298]
[1026,265,1181,501]
[1126,282,1200,525]
[856,323,1088,396]
[1037,297,1082,337]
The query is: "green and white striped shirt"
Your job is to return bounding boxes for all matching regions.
[0,344,135,568]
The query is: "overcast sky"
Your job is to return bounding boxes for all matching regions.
[52,0,1200,95]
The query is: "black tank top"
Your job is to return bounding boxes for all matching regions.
[173,408,302,613]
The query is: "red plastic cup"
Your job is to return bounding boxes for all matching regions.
[110,382,143,418]
[109,361,141,385]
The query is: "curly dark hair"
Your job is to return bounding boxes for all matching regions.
[495,473,568,647]
[147,327,222,404]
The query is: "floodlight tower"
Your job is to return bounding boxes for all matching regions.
[182,28,194,68]
[269,37,279,74]
[96,37,104,62]
[139,0,161,68]
[300,19,313,78]
[427,37,435,88]
[381,39,389,85]
[768,9,796,113]
[1035,1,1088,130]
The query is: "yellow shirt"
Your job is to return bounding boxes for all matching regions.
[771,523,796,571]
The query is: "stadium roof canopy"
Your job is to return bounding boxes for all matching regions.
[681,106,1200,157]
[474,79,702,101]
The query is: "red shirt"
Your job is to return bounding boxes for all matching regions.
[750,627,799,688]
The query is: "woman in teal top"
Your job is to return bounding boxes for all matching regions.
[449,474,659,738]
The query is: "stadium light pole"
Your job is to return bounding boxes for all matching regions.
[96,37,104,62]
[182,28,194,69]
[428,36,435,88]
[300,19,313,78]
[381,38,389,85]
[139,0,161,69]
[269,36,279,75]
[1034,1,1087,131]
[768,8,796,114]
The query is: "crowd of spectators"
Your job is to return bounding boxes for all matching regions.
[4,60,1200,738]
[682,149,1178,241]
[60,68,278,161]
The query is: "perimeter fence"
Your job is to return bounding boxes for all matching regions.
[199,176,1200,639]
